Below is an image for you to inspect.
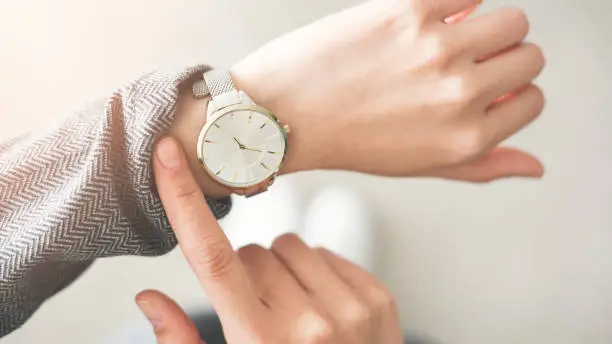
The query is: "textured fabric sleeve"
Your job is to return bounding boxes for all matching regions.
[0,65,232,336]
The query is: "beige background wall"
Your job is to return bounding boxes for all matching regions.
[1,0,611,343]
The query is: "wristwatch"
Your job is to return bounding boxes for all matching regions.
[192,69,290,197]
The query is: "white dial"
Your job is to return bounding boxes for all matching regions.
[200,109,286,187]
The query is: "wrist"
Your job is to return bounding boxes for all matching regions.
[168,80,232,198]
[230,62,321,175]
[169,64,321,197]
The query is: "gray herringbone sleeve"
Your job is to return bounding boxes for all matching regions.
[0,65,232,337]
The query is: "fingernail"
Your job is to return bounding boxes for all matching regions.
[136,300,163,330]
[156,136,182,169]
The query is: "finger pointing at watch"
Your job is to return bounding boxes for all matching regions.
[147,136,404,344]
[153,136,259,319]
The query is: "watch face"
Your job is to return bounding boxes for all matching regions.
[200,108,286,187]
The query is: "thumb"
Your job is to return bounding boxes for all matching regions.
[423,147,545,182]
[136,290,204,344]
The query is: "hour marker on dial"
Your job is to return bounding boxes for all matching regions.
[261,162,269,170]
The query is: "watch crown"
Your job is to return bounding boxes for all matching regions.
[283,124,291,133]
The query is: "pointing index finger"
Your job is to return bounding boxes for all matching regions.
[153,136,257,316]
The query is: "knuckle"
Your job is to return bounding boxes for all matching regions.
[384,0,422,16]
[378,6,408,33]
[173,182,200,204]
[341,299,371,327]
[193,239,235,280]
[294,310,334,344]
[373,1,416,37]
[368,287,394,311]
[251,332,282,344]
[449,126,490,162]
[419,34,457,69]
[404,0,429,19]
[245,319,283,344]
[441,75,480,108]
[365,285,399,319]
[258,284,278,305]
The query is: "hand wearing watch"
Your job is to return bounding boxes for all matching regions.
[192,69,290,197]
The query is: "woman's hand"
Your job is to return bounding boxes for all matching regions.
[136,136,404,343]
[232,0,545,182]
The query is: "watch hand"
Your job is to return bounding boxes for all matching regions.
[242,146,263,153]
[242,145,280,154]
[233,137,245,149]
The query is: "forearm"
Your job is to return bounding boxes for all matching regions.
[168,77,232,197]
[0,65,231,337]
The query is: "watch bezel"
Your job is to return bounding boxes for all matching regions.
[197,103,288,189]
